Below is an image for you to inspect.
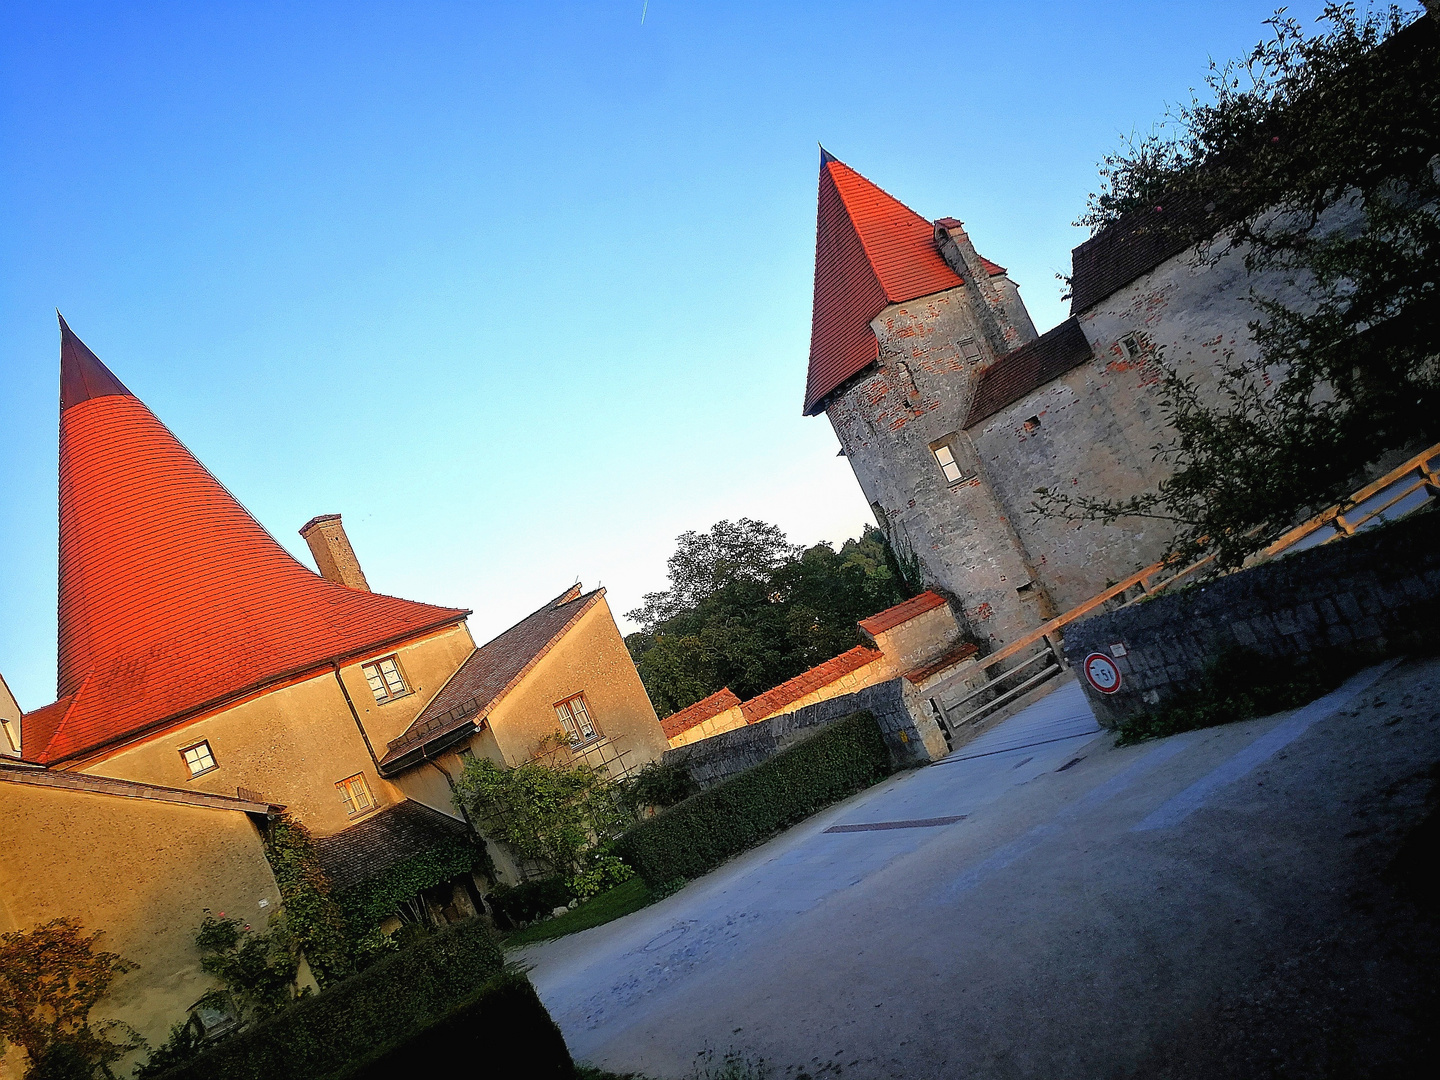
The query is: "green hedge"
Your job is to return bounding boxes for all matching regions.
[154,918,504,1080]
[615,710,891,888]
[333,970,573,1079]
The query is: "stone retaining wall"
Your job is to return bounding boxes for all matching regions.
[662,677,939,791]
[1064,511,1440,727]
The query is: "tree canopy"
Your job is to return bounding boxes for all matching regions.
[1042,3,1439,569]
[625,520,917,717]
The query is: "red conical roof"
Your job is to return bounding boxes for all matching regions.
[804,153,965,414]
[38,318,468,765]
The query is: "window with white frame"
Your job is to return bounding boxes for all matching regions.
[932,441,969,485]
[181,740,217,777]
[554,693,600,745]
[361,656,408,703]
[336,773,375,817]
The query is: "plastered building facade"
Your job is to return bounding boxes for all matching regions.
[1,318,667,1064]
[805,153,1308,647]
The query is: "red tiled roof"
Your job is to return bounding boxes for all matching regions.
[804,153,966,415]
[18,695,75,763]
[383,586,604,766]
[904,641,980,684]
[963,317,1094,428]
[857,590,948,636]
[661,687,741,741]
[740,645,884,723]
[37,318,469,765]
[313,800,475,893]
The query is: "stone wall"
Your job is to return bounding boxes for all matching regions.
[826,285,1044,649]
[1063,511,1440,726]
[662,677,940,791]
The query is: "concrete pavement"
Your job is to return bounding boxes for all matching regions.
[520,660,1440,1079]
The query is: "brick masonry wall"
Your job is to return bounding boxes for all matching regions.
[1064,511,1440,726]
[827,286,1043,649]
[662,678,937,791]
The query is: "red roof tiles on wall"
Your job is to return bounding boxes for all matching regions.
[38,320,468,765]
[963,317,1094,428]
[739,645,884,723]
[804,154,966,415]
[661,687,742,741]
[857,590,948,636]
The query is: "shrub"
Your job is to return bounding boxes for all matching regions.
[148,918,503,1080]
[615,711,891,888]
[0,918,141,1077]
[335,970,572,1079]
[194,914,303,1022]
[621,759,699,812]
[486,876,573,929]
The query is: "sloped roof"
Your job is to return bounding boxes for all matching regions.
[964,317,1094,428]
[313,800,475,893]
[0,759,283,815]
[857,590,948,636]
[1068,195,1209,314]
[740,645,884,723]
[804,154,1012,415]
[383,585,604,767]
[32,318,468,765]
[661,687,742,741]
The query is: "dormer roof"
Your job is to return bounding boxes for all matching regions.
[33,317,468,765]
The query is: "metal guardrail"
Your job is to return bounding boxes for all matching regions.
[928,441,1440,736]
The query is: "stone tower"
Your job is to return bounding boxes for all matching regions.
[804,151,1048,649]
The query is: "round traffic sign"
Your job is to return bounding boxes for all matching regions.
[1083,652,1122,694]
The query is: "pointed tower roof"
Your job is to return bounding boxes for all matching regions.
[804,154,964,414]
[38,318,469,765]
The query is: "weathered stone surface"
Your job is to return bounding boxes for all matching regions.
[1064,512,1440,726]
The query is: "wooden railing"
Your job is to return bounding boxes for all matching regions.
[929,441,1440,735]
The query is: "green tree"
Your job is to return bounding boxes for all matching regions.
[193,914,303,1023]
[1040,3,1439,569]
[626,523,915,716]
[0,918,141,1079]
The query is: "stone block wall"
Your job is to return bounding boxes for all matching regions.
[1064,511,1440,726]
[662,678,939,791]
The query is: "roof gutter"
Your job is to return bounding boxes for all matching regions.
[377,719,478,778]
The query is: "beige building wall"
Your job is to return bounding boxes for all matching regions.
[867,605,963,670]
[667,705,747,750]
[481,597,668,770]
[0,785,282,1076]
[74,623,471,839]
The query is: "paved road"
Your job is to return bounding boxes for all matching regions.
[521,660,1440,1079]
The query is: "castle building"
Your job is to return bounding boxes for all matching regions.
[805,152,1269,649]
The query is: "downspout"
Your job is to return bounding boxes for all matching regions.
[332,664,381,770]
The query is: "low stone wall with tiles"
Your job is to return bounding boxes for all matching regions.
[662,678,940,791]
[1064,510,1440,727]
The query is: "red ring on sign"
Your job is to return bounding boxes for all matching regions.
[1082,652,1122,695]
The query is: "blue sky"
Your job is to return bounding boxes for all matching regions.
[0,0,1344,709]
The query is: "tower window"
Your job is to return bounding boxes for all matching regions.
[1120,334,1142,360]
[555,693,600,746]
[931,441,971,486]
[180,740,217,778]
[1024,415,1042,433]
[362,656,409,703]
[337,773,376,817]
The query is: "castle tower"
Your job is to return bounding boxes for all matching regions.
[804,152,1047,649]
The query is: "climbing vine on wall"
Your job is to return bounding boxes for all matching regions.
[261,815,353,986]
[333,838,489,932]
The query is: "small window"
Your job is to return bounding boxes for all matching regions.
[554,693,600,746]
[361,656,408,703]
[1120,334,1142,360]
[181,740,217,778]
[932,443,967,485]
[337,773,376,817]
[959,337,983,363]
[1024,415,1042,432]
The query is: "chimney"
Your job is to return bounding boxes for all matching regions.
[299,514,371,591]
[933,218,1035,356]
